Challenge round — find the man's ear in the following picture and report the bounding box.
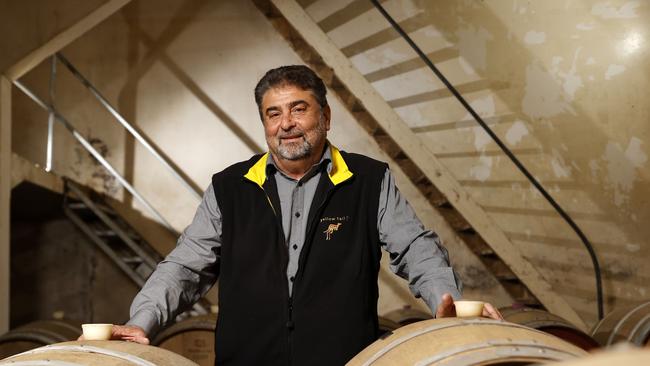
[322,105,331,131]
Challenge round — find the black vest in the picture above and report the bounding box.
[212,147,388,365]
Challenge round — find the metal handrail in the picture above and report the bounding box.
[370,0,603,319]
[45,56,56,172]
[13,79,175,232]
[55,53,202,201]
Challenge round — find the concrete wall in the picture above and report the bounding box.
[7,0,648,328]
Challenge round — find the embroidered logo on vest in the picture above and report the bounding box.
[323,223,342,240]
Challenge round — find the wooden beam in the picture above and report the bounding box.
[0,76,11,333]
[4,0,132,81]
[269,0,587,330]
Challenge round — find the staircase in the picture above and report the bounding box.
[62,178,210,316]
[253,0,589,329]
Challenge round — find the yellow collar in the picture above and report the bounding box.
[244,145,353,187]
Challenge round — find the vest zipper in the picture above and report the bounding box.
[287,296,294,366]
[259,185,294,366]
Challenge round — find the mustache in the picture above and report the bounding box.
[277,129,305,140]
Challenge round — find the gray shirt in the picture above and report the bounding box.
[128,150,462,336]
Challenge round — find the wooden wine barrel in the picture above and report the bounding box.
[591,301,650,347]
[347,317,588,366]
[0,340,198,365]
[152,314,404,364]
[384,307,432,326]
[153,314,216,366]
[500,306,600,350]
[0,319,81,359]
[545,347,650,366]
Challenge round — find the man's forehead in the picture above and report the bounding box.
[262,84,316,106]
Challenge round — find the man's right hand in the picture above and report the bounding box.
[78,325,150,345]
[112,325,150,344]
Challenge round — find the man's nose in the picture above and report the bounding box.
[280,112,296,130]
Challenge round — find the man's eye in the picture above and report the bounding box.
[268,113,280,119]
[292,107,306,113]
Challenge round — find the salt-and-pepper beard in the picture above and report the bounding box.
[270,114,327,161]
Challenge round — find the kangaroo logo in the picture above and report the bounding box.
[323,223,342,240]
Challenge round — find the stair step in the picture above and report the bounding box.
[95,229,117,237]
[341,12,429,57]
[67,200,115,216]
[364,47,459,83]
[121,256,144,264]
[94,228,140,241]
[318,0,379,33]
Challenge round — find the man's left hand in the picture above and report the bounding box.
[481,302,503,320]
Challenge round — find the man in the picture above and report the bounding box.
[111,65,502,365]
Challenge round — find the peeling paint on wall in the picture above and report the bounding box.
[576,22,596,31]
[605,64,626,80]
[522,62,576,118]
[603,137,648,206]
[550,148,572,178]
[592,1,641,19]
[353,46,411,73]
[505,120,529,146]
[456,24,493,73]
[470,155,493,181]
[556,48,584,99]
[423,26,442,38]
[524,30,546,45]
[464,95,496,151]
[457,97,496,180]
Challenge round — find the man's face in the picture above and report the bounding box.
[261,84,331,161]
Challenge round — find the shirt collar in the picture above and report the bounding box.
[244,142,352,187]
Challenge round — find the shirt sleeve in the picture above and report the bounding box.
[127,183,221,336]
[377,168,462,313]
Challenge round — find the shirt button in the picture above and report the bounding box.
[295,212,300,217]
[293,244,298,250]
[297,182,302,187]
